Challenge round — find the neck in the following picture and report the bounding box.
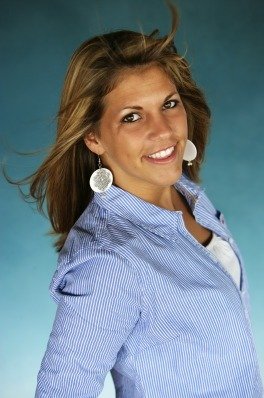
[147,186,182,211]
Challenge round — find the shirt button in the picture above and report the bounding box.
[219,213,225,223]
[209,253,216,262]
[244,310,250,322]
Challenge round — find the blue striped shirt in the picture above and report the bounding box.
[35,175,263,397]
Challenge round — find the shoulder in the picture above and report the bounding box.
[60,200,108,256]
[51,243,141,305]
[61,197,138,259]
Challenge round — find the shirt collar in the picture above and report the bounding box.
[92,174,203,237]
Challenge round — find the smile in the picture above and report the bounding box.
[147,146,175,159]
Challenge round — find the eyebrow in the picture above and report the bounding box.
[121,91,179,111]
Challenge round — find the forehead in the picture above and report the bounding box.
[104,65,176,109]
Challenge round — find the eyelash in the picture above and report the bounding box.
[121,99,179,124]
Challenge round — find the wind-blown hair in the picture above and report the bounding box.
[14,5,210,251]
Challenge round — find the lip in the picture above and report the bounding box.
[143,144,177,164]
[147,145,175,158]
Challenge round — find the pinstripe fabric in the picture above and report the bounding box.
[35,175,263,397]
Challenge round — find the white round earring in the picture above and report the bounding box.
[89,157,113,193]
[183,140,197,166]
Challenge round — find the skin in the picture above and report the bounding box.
[85,65,211,245]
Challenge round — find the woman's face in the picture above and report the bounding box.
[85,65,188,198]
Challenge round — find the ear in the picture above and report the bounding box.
[84,132,105,156]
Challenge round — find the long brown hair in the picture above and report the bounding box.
[10,5,210,251]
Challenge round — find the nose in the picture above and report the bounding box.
[147,113,172,141]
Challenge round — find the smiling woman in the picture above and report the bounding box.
[84,66,188,201]
[12,4,263,398]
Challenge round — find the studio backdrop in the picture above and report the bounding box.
[1,0,263,397]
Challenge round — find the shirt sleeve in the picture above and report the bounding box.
[35,250,141,398]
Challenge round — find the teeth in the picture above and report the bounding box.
[148,146,174,159]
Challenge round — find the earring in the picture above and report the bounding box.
[89,157,113,193]
[183,140,197,166]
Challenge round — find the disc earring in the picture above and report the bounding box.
[183,140,197,166]
[89,157,113,193]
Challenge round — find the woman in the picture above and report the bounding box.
[27,7,263,398]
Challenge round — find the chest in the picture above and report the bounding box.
[121,228,246,351]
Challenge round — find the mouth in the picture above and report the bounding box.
[147,145,175,159]
[144,145,177,164]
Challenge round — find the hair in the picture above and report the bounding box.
[10,4,210,251]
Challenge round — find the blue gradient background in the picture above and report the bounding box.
[1,1,263,396]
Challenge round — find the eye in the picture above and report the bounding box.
[163,99,179,110]
[122,113,141,123]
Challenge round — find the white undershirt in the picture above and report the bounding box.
[206,233,241,288]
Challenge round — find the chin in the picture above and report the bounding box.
[170,167,183,181]
[152,171,182,188]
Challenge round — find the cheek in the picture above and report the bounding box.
[104,138,135,163]
[117,134,143,152]
[168,109,187,129]
[182,110,188,128]
[178,115,188,137]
